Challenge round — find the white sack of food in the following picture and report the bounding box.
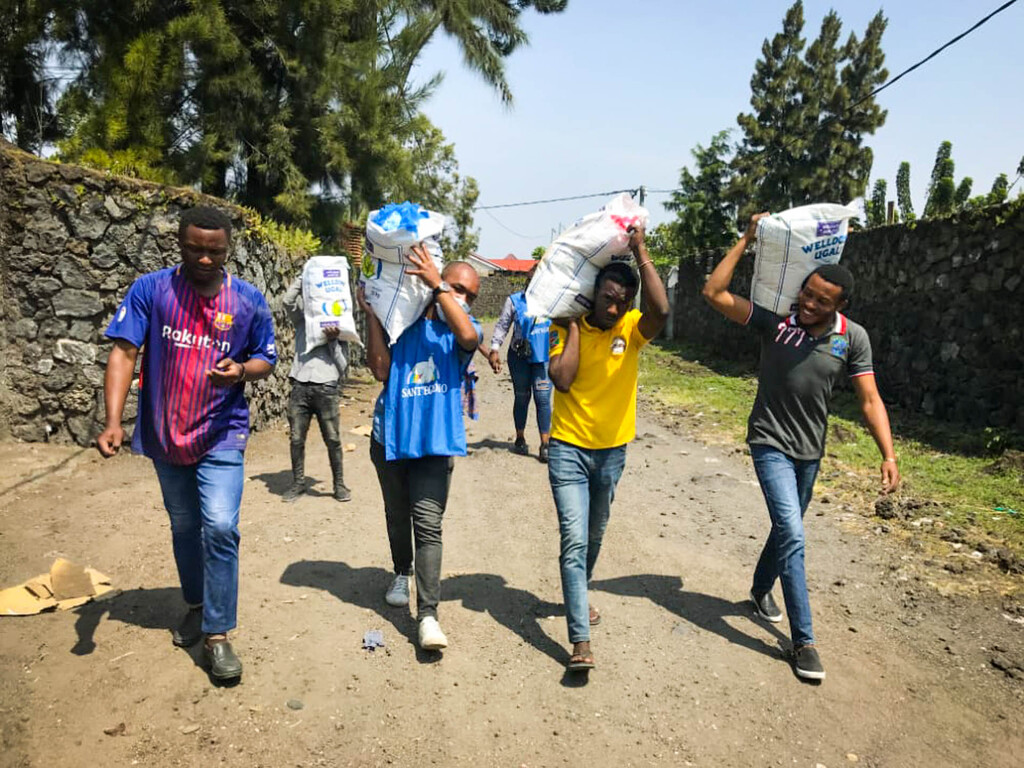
[525,193,649,318]
[360,249,444,345]
[364,202,446,264]
[302,256,361,353]
[751,202,860,314]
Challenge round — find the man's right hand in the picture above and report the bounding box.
[487,349,502,374]
[96,425,125,458]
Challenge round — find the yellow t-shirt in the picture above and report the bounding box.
[549,309,650,450]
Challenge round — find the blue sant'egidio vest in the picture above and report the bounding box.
[383,317,467,461]
[509,291,551,364]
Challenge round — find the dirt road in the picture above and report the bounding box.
[1,356,1022,767]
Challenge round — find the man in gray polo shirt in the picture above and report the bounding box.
[703,212,900,682]
[282,275,351,503]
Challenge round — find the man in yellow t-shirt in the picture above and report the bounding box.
[547,226,670,672]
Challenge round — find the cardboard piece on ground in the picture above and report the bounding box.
[0,560,116,616]
[349,425,372,437]
[51,558,96,600]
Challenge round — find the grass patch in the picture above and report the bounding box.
[640,341,1024,557]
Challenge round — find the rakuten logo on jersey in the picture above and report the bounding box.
[162,325,230,353]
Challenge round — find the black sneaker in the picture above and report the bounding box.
[512,438,529,456]
[750,589,783,623]
[333,485,352,503]
[282,482,306,503]
[538,444,549,464]
[204,639,243,681]
[793,644,826,681]
[172,606,203,647]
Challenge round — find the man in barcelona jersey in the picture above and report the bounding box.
[97,205,277,682]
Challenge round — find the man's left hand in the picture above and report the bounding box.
[208,357,244,387]
[324,326,341,341]
[880,460,900,493]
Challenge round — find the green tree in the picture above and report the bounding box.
[643,223,682,270]
[866,178,887,226]
[530,246,545,259]
[0,0,59,152]
[665,130,736,255]
[896,160,914,221]
[730,1,809,216]
[14,1,567,235]
[923,140,955,217]
[953,177,973,210]
[987,173,1009,205]
[730,2,888,217]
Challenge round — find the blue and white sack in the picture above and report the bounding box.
[361,203,447,344]
[302,256,361,353]
[752,202,861,314]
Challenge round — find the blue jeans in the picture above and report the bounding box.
[749,443,820,647]
[152,450,245,634]
[507,349,551,435]
[548,439,627,643]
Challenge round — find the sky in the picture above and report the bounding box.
[410,0,1024,259]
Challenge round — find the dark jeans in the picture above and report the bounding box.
[370,438,454,620]
[288,380,344,489]
[507,348,551,435]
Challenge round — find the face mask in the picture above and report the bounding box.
[436,296,470,327]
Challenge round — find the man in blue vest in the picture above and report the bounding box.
[358,246,482,651]
[486,285,553,462]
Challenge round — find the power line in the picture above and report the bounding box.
[479,208,546,240]
[475,188,635,211]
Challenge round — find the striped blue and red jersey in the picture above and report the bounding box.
[105,266,277,465]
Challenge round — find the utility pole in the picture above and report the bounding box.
[638,185,646,207]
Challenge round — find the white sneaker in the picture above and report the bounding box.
[418,616,448,650]
[385,574,410,607]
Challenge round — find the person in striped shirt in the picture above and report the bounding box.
[98,205,277,682]
[702,212,900,682]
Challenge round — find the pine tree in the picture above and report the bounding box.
[0,0,58,152]
[730,2,888,217]
[665,130,736,255]
[924,141,956,218]
[896,161,914,221]
[730,1,809,217]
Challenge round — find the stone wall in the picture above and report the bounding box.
[0,141,305,445]
[473,272,532,318]
[670,202,1024,431]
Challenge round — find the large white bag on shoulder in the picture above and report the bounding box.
[525,193,649,318]
[360,245,445,345]
[752,202,860,314]
[302,256,361,353]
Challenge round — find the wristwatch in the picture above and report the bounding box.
[432,281,452,298]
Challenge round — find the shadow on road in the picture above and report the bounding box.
[250,470,324,498]
[70,586,232,684]
[591,574,788,660]
[280,561,569,666]
[466,438,517,453]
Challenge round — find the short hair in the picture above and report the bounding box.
[804,264,854,303]
[595,262,639,297]
[179,205,233,242]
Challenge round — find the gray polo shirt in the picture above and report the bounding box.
[283,277,347,384]
[745,304,874,460]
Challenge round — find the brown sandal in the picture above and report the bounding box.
[589,606,601,626]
